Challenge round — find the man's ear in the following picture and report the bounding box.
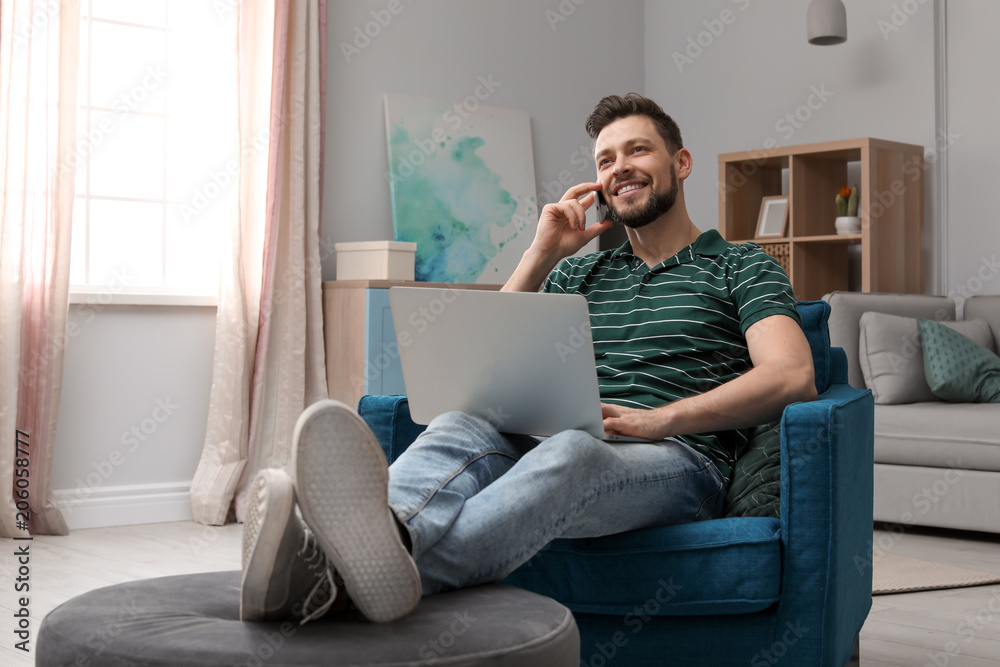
[674,148,693,180]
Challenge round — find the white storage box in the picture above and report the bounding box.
[335,241,417,281]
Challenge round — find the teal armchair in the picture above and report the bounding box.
[358,301,873,666]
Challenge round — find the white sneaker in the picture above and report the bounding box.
[292,399,421,623]
[240,468,338,624]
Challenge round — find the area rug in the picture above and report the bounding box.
[872,551,1000,595]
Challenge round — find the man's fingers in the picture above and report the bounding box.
[584,219,615,243]
[601,403,621,418]
[558,198,586,230]
[541,199,584,230]
[559,182,602,203]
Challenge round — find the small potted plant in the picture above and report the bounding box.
[835,184,860,235]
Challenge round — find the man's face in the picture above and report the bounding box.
[593,115,679,229]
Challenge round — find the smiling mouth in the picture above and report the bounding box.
[614,182,648,199]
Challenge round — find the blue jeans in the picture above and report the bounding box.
[387,411,726,596]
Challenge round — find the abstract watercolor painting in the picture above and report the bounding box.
[384,93,537,284]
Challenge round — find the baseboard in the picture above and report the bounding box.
[53,481,194,530]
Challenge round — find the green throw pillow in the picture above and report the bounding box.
[917,318,1000,403]
[723,420,781,518]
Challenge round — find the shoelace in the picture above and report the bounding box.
[298,529,339,626]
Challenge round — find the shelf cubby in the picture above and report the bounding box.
[719,138,924,300]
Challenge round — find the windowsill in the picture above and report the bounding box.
[68,288,218,307]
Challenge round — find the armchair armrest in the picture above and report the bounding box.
[357,394,425,463]
[829,347,849,386]
[775,383,874,666]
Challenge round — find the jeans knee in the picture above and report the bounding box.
[534,430,610,469]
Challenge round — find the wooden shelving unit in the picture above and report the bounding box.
[718,138,925,300]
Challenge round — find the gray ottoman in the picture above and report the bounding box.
[37,571,579,666]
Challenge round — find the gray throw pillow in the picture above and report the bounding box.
[858,312,995,404]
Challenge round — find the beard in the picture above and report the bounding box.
[608,166,679,229]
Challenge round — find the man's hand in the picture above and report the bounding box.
[533,183,615,260]
[502,183,615,292]
[601,403,670,441]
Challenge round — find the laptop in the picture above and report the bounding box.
[388,287,654,442]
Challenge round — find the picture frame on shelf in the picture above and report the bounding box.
[755,196,789,239]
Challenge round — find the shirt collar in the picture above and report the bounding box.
[610,229,732,265]
[690,229,731,258]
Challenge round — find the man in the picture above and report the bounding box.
[239,94,817,625]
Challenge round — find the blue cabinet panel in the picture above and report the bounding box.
[364,289,407,396]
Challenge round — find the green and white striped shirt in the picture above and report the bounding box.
[542,229,800,483]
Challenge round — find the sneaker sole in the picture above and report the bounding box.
[293,400,421,623]
[240,469,295,621]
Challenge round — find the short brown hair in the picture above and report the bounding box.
[585,93,683,155]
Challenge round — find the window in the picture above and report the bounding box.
[70,0,238,299]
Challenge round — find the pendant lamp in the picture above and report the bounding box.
[807,0,847,45]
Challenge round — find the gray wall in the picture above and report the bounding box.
[322,0,646,278]
[644,0,940,290]
[945,0,1000,299]
[51,304,215,527]
[52,305,214,490]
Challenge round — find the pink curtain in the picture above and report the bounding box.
[0,0,81,537]
[190,0,328,525]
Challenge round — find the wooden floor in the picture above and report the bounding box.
[862,524,1000,666]
[2,521,998,665]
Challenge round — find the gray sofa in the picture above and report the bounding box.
[824,291,1000,534]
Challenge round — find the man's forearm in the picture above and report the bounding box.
[656,362,817,437]
[502,247,561,292]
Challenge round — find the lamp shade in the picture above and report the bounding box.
[807,0,847,45]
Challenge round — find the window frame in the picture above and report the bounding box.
[70,0,231,306]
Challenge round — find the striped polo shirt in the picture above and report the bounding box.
[541,229,800,483]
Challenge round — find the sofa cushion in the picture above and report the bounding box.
[875,403,1000,472]
[502,517,782,616]
[824,291,955,390]
[919,318,1000,403]
[964,295,1000,347]
[857,312,995,404]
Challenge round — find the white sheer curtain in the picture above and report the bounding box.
[190,0,328,525]
[0,0,80,537]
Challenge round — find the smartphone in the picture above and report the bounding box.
[586,189,611,226]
